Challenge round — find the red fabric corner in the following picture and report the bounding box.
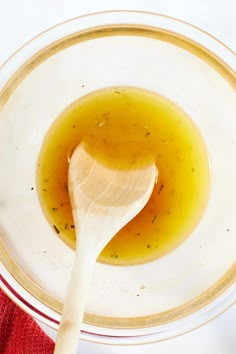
[0,290,55,354]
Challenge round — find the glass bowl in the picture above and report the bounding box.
[0,11,235,345]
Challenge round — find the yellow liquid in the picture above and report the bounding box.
[37,87,210,265]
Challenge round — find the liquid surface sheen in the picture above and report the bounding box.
[37,87,210,265]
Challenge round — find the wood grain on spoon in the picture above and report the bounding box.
[54,143,157,354]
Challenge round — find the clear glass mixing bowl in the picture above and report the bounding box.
[0,11,235,345]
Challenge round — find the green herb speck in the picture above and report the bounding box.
[158,184,164,194]
[53,225,60,234]
[102,112,110,117]
[152,215,157,224]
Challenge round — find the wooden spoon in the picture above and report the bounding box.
[54,144,157,354]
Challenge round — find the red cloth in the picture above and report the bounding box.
[0,290,55,354]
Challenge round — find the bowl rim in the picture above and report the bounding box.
[0,10,235,345]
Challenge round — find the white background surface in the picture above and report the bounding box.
[0,1,235,353]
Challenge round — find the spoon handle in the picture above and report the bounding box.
[54,250,96,354]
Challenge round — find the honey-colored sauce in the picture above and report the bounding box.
[37,87,210,265]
